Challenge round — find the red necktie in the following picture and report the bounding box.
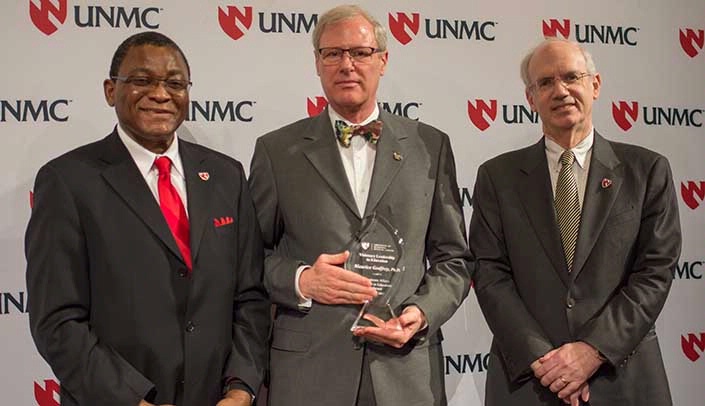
[154,156,192,271]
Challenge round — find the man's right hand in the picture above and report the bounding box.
[299,251,377,305]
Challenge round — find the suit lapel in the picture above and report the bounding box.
[180,141,210,263]
[100,131,184,264]
[302,110,360,218]
[518,138,571,287]
[571,132,622,278]
[364,111,405,217]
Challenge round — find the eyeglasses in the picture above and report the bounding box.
[317,47,384,65]
[111,75,192,92]
[529,72,592,93]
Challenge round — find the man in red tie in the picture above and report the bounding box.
[25,32,269,406]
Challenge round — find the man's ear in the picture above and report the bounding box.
[103,79,116,107]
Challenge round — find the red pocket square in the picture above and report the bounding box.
[214,216,234,227]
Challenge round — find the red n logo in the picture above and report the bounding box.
[681,181,705,210]
[611,101,639,131]
[218,6,253,41]
[679,28,704,58]
[307,96,328,117]
[681,332,705,362]
[467,99,497,132]
[542,19,570,39]
[29,0,67,36]
[388,12,420,45]
[34,379,60,406]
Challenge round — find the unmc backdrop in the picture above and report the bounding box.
[2,0,704,405]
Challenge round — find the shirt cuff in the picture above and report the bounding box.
[295,265,312,309]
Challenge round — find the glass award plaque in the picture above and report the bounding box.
[346,213,405,330]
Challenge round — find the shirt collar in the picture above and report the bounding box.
[116,124,184,179]
[544,128,594,170]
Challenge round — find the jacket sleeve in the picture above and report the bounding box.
[404,132,474,339]
[248,138,307,311]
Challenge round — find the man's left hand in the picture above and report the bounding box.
[216,389,253,406]
[534,341,604,401]
[352,306,426,348]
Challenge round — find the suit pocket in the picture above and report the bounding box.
[271,326,311,353]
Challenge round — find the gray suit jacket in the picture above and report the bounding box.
[249,109,472,406]
[469,132,681,405]
[26,131,270,406]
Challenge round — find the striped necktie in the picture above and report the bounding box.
[554,150,581,271]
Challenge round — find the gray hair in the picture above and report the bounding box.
[520,38,597,88]
[312,5,387,51]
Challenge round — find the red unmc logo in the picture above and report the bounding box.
[29,0,68,36]
[679,28,704,58]
[467,99,497,131]
[611,101,639,131]
[542,19,570,39]
[218,6,253,41]
[307,96,327,117]
[388,12,420,45]
[681,332,705,362]
[681,181,705,210]
[34,379,60,406]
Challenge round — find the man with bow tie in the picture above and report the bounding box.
[469,39,681,406]
[248,5,472,406]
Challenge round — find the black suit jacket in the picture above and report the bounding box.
[469,132,681,405]
[25,130,269,406]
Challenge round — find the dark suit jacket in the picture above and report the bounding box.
[469,132,681,405]
[25,130,270,406]
[248,109,472,406]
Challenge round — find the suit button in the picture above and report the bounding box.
[178,268,187,277]
[566,297,575,309]
[186,321,195,332]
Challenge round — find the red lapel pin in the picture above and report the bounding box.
[601,178,612,189]
[198,172,210,181]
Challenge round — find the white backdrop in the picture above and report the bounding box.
[2,1,704,405]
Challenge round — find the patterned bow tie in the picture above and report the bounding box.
[335,119,383,148]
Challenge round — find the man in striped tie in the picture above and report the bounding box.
[469,38,681,406]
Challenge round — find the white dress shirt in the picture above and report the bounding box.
[117,124,188,214]
[545,129,594,208]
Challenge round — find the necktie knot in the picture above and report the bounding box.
[335,119,383,148]
[155,156,172,177]
[559,150,575,166]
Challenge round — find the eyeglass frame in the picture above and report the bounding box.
[110,75,192,92]
[528,71,593,93]
[317,47,385,66]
